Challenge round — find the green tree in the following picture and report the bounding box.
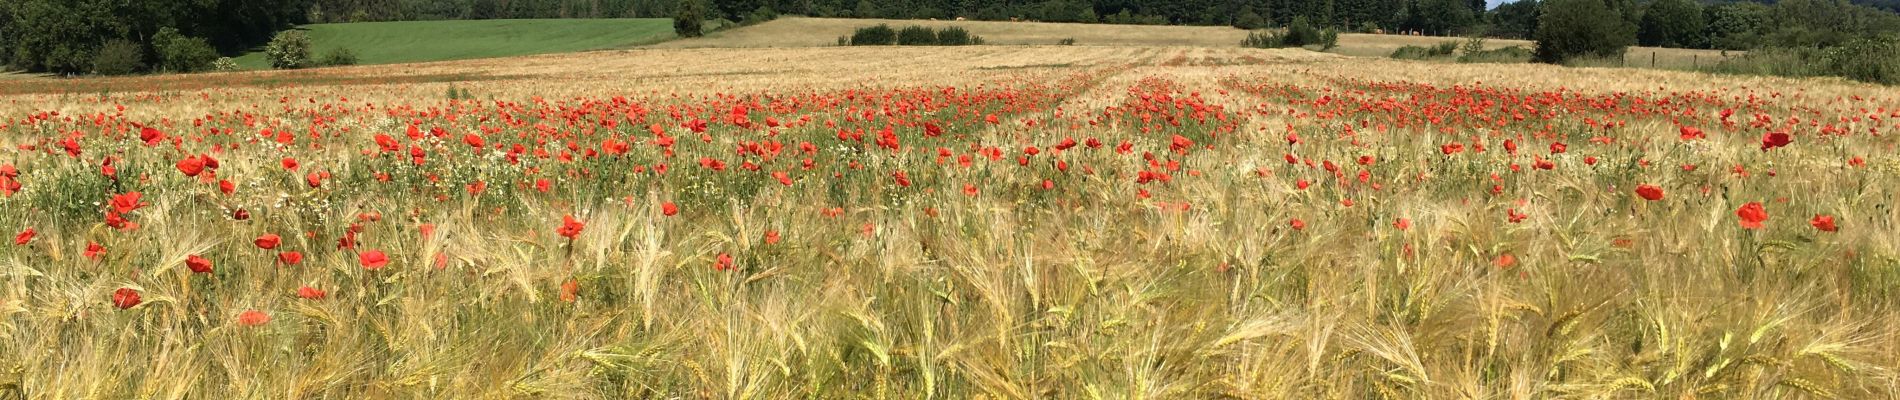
[1705,2,1772,50]
[1637,0,1704,48]
[265,30,312,69]
[153,27,220,73]
[674,1,706,37]
[1490,0,1539,39]
[1235,8,1268,29]
[1534,0,1636,63]
[91,39,143,75]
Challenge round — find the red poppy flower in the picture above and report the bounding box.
[713,253,734,271]
[186,254,214,274]
[12,228,32,245]
[764,229,781,244]
[1810,214,1837,232]
[1634,184,1664,201]
[176,156,206,177]
[359,250,389,270]
[560,279,580,302]
[661,202,679,216]
[1289,218,1306,231]
[1760,132,1791,151]
[255,233,281,250]
[1493,253,1517,269]
[1679,126,1704,140]
[892,170,912,187]
[84,242,106,260]
[109,192,146,214]
[112,287,141,309]
[1736,202,1768,229]
[297,286,327,300]
[463,133,485,149]
[279,251,304,265]
[1394,218,1411,230]
[139,126,164,145]
[557,215,585,239]
[236,310,271,326]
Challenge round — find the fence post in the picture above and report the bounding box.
[1651,51,1656,68]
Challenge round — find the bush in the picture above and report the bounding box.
[1534,0,1635,64]
[320,47,359,66]
[265,30,313,69]
[674,3,706,38]
[897,26,937,45]
[211,57,240,72]
[1459,36,1486,57]
[1242,30,1285,48]
[1316,27,1339,50]
[743,6,778,25]
[850,24,897,46]
[937,27,975,45]
[1281,16,1323,47]
[1824,37,1900,85]
[1390,41,1460,59]
[1458,46,1534,63]
[1243,17,1337,50]
[153,27,219,73]
[91,39,145,75]
[1057,38,1076,45]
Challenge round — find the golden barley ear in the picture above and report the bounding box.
[1776,377,1836,399]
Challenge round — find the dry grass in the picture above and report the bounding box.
[658,17,1738,69]
[1,45,1897,399]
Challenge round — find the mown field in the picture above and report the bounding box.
[230,18,675,69]
[1,44,1898,399]
[659,17,1736,69]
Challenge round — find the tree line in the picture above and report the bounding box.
[3,0,1898,75]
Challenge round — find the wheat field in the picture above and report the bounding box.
[1,45,1898,399]
[656,17,1736,69]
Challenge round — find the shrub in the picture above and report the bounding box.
[320,47,359,66]
[153,27,219,73]
[91,39,145,75]
[1057,38,1076,45]
[265,30,313,69]
[937,27,975,45]
[1390,41,1461,59]
[897,26,937,45]
[1242,30,1285,48]
[1243,17,1336,50]
[850,24,897,46]
[1534,0,1636,64]
[211,57,240,72]
[1458,46,1534,63]
[1460,36,1486,57]
[1823,37,1900,85]
[743,6,778,25]
[1281,16,1323,47]
[674,3,706,38]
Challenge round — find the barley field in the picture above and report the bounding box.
[658,17,1736,69]
[2,45,1898,399]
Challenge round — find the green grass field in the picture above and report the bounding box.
[232,18,674,69]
